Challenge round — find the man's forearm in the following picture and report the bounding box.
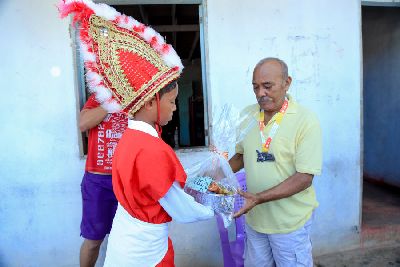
[229,153,244,173]
[256,172,313,204]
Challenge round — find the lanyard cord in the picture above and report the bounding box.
[259,98,289,153]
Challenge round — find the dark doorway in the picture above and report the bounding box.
[112,4,206,149]
[362,5,400,244]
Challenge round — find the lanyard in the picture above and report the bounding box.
[259,98,289,153]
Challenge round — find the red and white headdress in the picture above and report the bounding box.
[57,0,183,115]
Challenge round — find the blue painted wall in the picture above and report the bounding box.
[363,6,400,187]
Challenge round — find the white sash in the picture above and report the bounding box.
[104,205,169,267]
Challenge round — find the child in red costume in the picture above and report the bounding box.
[105,81,213,267]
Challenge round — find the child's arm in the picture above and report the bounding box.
[159,182,214,223]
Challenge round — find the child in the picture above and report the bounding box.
[104,80,214,267]
[57,1,213,266]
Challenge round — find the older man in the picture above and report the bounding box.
[229,57,322,267]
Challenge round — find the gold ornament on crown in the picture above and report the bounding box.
[88,15,180,115]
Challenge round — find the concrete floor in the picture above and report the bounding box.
[315,180,400,267]
[314,243,400,267]
[361,182,400,257]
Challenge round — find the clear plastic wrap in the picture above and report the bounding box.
[184,105,256,227]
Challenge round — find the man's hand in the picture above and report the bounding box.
[233,172,313,219]
[233,189,260,218]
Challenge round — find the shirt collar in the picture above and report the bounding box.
[128,119,159,138]
[252,94,297,120]
[286,94,297,114]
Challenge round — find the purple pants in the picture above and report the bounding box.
[80,172,118,240]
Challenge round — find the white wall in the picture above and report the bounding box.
[0,0,85,266]
[0,0,362,266]
[205,0,362,255]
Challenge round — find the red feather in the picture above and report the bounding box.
[56,0,94,26]
[84,62,97,72]
[161,44,170,54]
[133,24,145,33]
[150,36,158,47]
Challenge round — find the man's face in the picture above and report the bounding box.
[159,84,178,126]
[252,61,291,113]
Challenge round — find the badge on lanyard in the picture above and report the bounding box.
[256,150,275,162]
[257,98,288,163]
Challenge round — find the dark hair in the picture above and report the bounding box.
[158,80,178,98]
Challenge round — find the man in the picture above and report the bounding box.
[78,96,127,267]
[229,57,322,267]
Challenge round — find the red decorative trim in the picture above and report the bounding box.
[161,44,170,54]
[133,24,145,33]
[123,69,179,113]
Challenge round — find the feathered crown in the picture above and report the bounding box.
[57,0,183,115]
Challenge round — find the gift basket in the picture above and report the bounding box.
[184,105,256,227]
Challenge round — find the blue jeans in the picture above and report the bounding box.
[244,215,313,267]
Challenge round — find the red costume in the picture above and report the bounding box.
[112,128,187,266]
[113,129,186,224]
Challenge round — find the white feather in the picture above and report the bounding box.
[117,16,133,30]
[92,2,119,21]
[126,18,135,29]
[102,100,121,113]
[93,85,112,103]
[151,33,166,52]
[142,27,157,42]
[162,50,184,71]
[86,72,102,87]
[131,17,142,27]
[79,42,96,62]
[87,84,95,94]
[155,32,165,45]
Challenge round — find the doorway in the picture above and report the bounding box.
[111,4,208,149]
[362,4,400,245]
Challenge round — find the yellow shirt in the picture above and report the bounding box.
[236,95,322,234]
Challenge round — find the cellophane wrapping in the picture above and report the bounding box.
[184,105,256,227]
